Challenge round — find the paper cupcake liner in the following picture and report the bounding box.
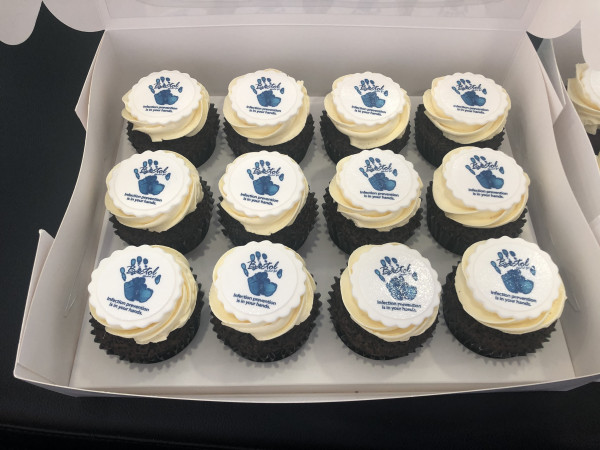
[414,104,505,167]
[217,191,318,251]
[442,266,556,359]
[223,114,314,164]
[126,104,220,167]
[90,281,204,364]
[426,182,526,255]
[328,274,437,360]
[322,188,422,255]
[588,131,600,155]
[320,111,411,164]
[110,178,214,255]
[210,293,321,363]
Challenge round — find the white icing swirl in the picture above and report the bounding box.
[567,63,600,135]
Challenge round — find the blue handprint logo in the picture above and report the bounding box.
[465,155,504,189]
[490,249,536,295]
[374,256,418,301]
[354,79,388,108]
[359,157,397,191]
[148,76,183,106]
[246,160,284,196]
[120,256,162,303]
[250,77,284,107]
[452,78,487,107]
[241,251,283,297]
[134,159,171,195]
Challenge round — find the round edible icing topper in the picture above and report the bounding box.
[88,245,183,330]
[214,241,307,323]
[350,243,441,328]
[229,69,303,126]
[443,147,526,212]
[464,237,561,320]
[126,70,202,125]
[332,72,406,126]
[581,66,600,109]
[221,151,304,217]
[108,150,191,218]
[431,72,509,126]
[338,149,420,213]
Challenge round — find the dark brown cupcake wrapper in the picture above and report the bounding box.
[223,114,314,164]
[323,188,422,254]
[217,191,318,251]
[414,104,505,168]
[426,182,526,255]
[328,274,437,360]
[442,266,556,359]
[110,178,214,255]
[90,282,204,364]
[210,293,321,363]
[588,131,600,155]
[126,104,220,167]
[320,110,410,164]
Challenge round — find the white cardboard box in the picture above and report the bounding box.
[12,0,600,402]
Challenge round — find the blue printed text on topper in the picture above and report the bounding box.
[148,76,183,106]
[374,256,419,301]
[359,156,398,192]
[452,78,487,107]
[490,249,536,295]
[246,159,284,196]
[354,78,388,108]
[250,76,284,107]
[465,154,505,190]
[134,158,171,196]
[241,251,283,297]
[120,255,162,303]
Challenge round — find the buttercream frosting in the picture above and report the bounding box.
[567,63,600,135]
[88,245,198,344]
[219,151,308,235]
[455,238,566,334]
[106,150,203,232]
[432,147,529,228]
[423,73,511,144]
[340,244,440,342]
[209,241,315,341]
[329,149,422,231]
[223,69,310,146]
[122,70,210,142]
[324,72,411,149]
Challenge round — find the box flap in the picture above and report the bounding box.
[0,0,41,45]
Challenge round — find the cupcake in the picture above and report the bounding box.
[122,70,219,167]
[87,245,203,364]
[223,69,314,163]
[323,148,422,255]
[442,237,567,358]
[217,151,317,251]
[105,150,213,255]
[329,243,440,360]
[427,146,529,255]
[567,63,600,156]
[321,72,411,163]
[209,241,320,362]
[415,72,511,167]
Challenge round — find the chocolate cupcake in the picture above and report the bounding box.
[567,63,600,155]
[415,72,510,167]
[122,70,219,167]
[321,72,411,163]
[329,243,440,360]
[209,241,320,362]
[217,151,317,251]
[427,146,529,255]
[323,148,422,254]
[105,150,213,255]
[223,69,314,163]
[88,245,203,364]
[442,237,567,358]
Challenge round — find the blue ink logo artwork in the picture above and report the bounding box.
[465,155,504,189]
[120,256,161,303]
[354,78,388,108]
[452,78,487,107]
[250,77,284,107]
[374,256,418,301]
[240,251,283,297]
[490,249,536,295]
[359,157,397,191]
[246,160,284,196]
[148,76,183,106]
[134,159,171,195]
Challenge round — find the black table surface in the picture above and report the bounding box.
[2,5,600,449]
